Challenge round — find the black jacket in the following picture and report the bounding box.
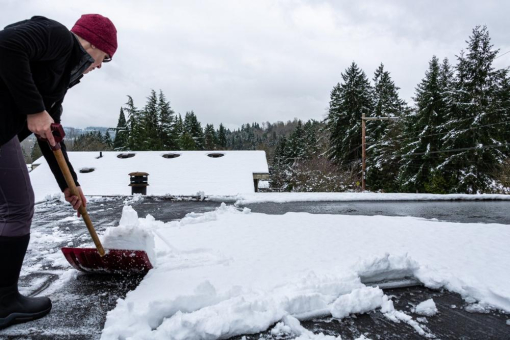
[0,16,94,191]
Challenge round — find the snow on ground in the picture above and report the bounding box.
[98,203,510,340]
[30,151,268,202]
[209,192,510,205]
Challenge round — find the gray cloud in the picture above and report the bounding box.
[1,0,509,130]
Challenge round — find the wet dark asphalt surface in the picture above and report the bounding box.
[245,200,510,225]
[1,197,509,340]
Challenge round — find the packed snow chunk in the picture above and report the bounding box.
[270,322,292,337]
[355,253,419,284]
[465,303,490,314]
[413,299,438,316]
[119,205,140,227]
[506,319,510,326]
[330,286,385,319]
[282,315,342,340]
[101,205,156,264]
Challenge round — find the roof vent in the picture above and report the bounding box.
[79,167,95,173]
[162,153,181,159]
[117,153,136,159]
[207,153,225,158]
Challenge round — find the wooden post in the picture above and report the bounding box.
[362,113,366,192]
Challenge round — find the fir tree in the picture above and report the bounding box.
[399,56,449,192]
[174,114,184,139]
[113,108,128,150]
[217,124,228,149]
[183,111,204,149]
[325,62,374,166]
[440,26,508,193]
[125,96,143,150]
[180,132,197,150]
[303,120,321,159]
[103,130,113,148]
[143,90,161,150]
[204,124,217,150]
[365,64,408,192]
[270,136,289,190]
[286,120,306,162]
[158,90,178,150]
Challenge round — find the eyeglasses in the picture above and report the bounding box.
[103,54,112,63]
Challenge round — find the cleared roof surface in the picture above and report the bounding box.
[30,151,269,202]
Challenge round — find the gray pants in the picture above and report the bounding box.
[0,136,34,237]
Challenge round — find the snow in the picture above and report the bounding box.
[209,192,510,205]
[465,303,490,314]
[29,151,269,202]
[101,205,157,265]
[413,299,438,316]
[99,204,510,340]
[330,286,385,319]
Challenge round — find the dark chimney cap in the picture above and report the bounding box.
[128,172,149,176]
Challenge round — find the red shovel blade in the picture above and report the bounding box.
[61,247,153,274]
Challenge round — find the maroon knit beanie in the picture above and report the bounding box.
[71,14,118,58]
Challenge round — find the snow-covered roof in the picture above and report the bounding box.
[30,151,269,202]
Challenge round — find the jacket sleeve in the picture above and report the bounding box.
[0,18,73,116]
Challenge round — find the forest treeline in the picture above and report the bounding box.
[30,26,509,194]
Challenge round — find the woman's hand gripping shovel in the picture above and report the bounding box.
[40,124,153,274]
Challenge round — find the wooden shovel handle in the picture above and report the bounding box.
[53,149,105,256]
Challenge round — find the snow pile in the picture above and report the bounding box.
[355,253,419,283]
[100,205,156,264]
[330,286,384,318]
[413,299,438,316]
[100,205,510,340]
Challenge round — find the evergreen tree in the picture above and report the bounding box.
[325,62,374,166]
[217,124,228,149]
[183,111,204,149]
[399,56,446,192]
[366,64,408,192]
[204,124,217,150]
[180,132,197,150]
[125,96,144,150]
[440,26,508,193]
[369,64,405,139]
[286,120,306,162]
[143,89,161,150]
[104,130,113,148]
[113,108,128,150]
[174,114,184,140]
[498,72,510,146]
[303,120,321,159]
[270,136,289,190]
[158,90,178,150]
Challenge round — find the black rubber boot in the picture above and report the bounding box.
[0,235,52,330]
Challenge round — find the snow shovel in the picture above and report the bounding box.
[42,124,153,274]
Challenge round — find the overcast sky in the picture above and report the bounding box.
[2,0,509,130]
